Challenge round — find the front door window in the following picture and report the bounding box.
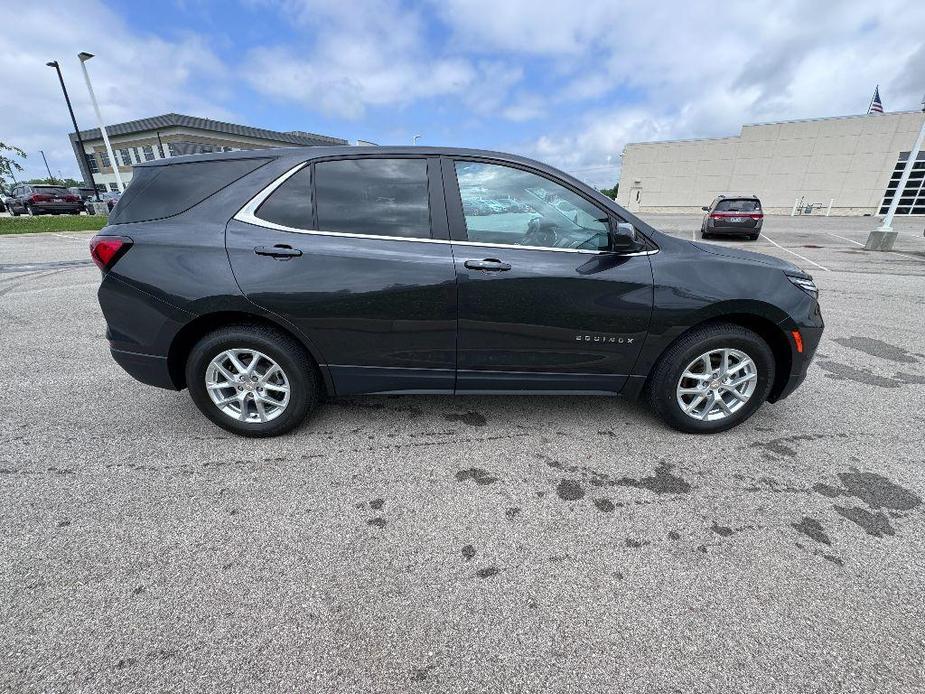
[454,161,610,251]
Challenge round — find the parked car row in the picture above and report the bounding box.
[1,185,122,216]
[4,184,83,216]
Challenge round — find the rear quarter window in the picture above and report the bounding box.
[109,157,270,224]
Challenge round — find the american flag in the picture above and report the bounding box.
[868,86,884,114]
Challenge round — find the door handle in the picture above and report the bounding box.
[464,258,511,272]
[255,244,302,259]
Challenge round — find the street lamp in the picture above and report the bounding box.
[412,134,422,145]
[77,51,125,193]
[45,60,100,201]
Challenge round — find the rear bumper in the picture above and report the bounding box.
[31,203,83,214]
[706,221,762,234]
[110,348,178,390]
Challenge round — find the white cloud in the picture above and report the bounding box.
[241,0,525,120]
[0,0,232,182]
[5,0,924,191]
[435,0,925,186]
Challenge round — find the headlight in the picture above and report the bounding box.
[787,274,818,300]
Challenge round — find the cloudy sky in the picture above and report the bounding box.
[2,0,924,187]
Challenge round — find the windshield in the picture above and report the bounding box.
[33,186,70,196]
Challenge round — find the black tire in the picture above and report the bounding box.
[748,234,760,241]
[701,232,711,240]
[646,322,775,434]
[185,324,322,437]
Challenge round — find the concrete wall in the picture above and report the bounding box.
[617,111,925,215]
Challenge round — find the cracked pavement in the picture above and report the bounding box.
[1,215,924,693]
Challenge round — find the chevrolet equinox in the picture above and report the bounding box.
[91,147,823,437]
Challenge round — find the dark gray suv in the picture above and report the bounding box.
[90,147,822,437]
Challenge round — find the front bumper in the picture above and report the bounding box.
[770,300,823,402]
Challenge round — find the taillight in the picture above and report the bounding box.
[31,194,52,203]
[89,235,132,271]
[64,195,78,202]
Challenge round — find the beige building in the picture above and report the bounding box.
[617,110,925,216]
[70,113,346,192]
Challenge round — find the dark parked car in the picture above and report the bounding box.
[91,147,822,437]
[701,196,763,240]
[68,186,99,211]
[6,184,82,216]
[100,191,122,211]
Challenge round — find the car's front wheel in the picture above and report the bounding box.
[646,322,775,434]
[185,324,322,437]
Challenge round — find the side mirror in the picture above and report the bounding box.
[610,221,643,252]
[701,206,709,211]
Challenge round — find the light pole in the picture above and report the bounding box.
[46,60,100,201]
[412,134,422,145]
[77,51,125,193]
[866,93,925,250]
[40,150,55,182]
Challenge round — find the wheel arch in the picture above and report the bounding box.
[167,310,333,395]
[641,311,793,403]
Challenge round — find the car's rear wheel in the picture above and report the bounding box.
[748,234,760,241]
[646,322,775,434]
[185,324,321,437]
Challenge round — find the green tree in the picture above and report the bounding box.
[0,142,27,190]
[26,177,83,188]
[598,182,619,199]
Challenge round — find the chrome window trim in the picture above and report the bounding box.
[233,161,658,258]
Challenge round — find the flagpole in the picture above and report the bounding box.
[865,92,925,250]
[866,85,877,114]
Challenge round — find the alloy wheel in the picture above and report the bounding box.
[676,348,758,421]
[205,348,290,423]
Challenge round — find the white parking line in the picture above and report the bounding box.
[52,233,91,242]
[827,232,925,262]
[760,232,830,272]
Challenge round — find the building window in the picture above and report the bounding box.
[99,150,111,168]
[96,184,106,192]
[119,148,133,167]
[85,153,99,174]
[168,143,181,157]
[879,151,925,215]
[142,145,155,161]
[109,183,119,192]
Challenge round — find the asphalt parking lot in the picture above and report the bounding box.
[2,216,925,693]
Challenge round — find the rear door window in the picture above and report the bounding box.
[314,158,431,239]
[109,157,270,224]
[715,199,760,212]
